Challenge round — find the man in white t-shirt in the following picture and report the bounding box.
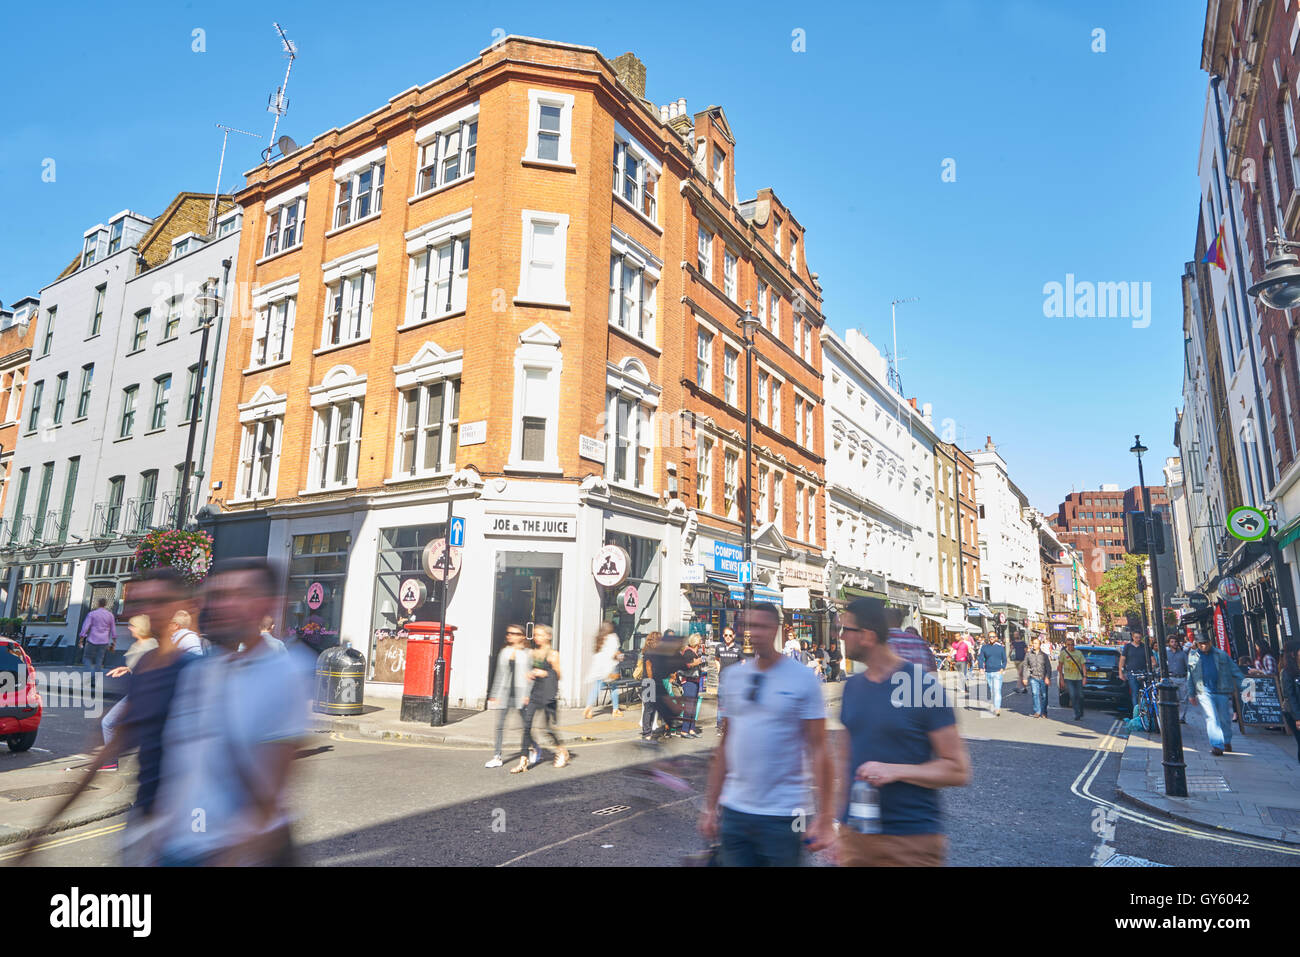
[699,602,833,866]
[156,558,310,866]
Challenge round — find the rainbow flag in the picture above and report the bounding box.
[1201,223,1227,271]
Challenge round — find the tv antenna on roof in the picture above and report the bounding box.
[263,22,298,164]
[210,124,261,233]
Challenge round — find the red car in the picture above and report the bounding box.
[0,637,41,752]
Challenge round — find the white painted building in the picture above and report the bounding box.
[821,328,940,622]
[2,196,241,650]
[969,437,1041,633]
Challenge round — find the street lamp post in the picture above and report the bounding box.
[738,303,760,656]
[1131,434,1188,798]
[180,278,221,530]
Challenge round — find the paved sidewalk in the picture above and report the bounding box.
[1115,701,1300,844]
[0,754,134,848]
[319,678,847,747]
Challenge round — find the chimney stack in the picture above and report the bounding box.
[611,52,647,101]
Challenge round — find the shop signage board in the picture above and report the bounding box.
[592,545,631,587]
[1220,577,1240,599]
[422,540,463,581]
[1227,506,1269,542]
[459,421,487,446]
[1214,605,1228,653]
[779,559,822,589]
[306,581,325,610]
[578,434,606,462]
[398,578,427,612]
[1237,675,1286,732]
[783,586,811,610]
[738,561,754,584]
[699,540,744,575]
[620,585,640,614]
[681,564,706,584]
[484,512,577,539]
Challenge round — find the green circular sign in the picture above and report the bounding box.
[1227,506,1269,542]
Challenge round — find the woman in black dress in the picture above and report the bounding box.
[512,624,570,772]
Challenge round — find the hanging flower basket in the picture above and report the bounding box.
[134,529,214,586]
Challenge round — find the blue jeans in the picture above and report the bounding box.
[985,672,1003,711]
[585,678,619,711]
[1127,674,1142,711]
[1029,677,1047,716]
[1064,678,1084,719]
[719,806,804,867]
[101,695,127,748]
[1198,691,1235,750]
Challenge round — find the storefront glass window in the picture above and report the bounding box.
[601,531,660,652]
[14,562,74,623]
[286,531,351,651]
[368,523,447,680]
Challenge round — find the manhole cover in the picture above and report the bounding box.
[1263,805,1300,826]
[1100,854,1168,867]
[592,805,631,816]
[0,782,97,801]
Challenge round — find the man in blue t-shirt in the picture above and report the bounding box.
[836,596,970,867]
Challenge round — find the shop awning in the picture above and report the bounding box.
[1279,517,1300,551]
[923,613,979,633]
[728,584,784,603]
[842,585,887,600]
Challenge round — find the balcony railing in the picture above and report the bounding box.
[91,501,124,539]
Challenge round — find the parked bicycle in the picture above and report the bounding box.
[1130,670,1160,733]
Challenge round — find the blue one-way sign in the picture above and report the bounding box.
[738,561,753,584]
[449,516,466,547]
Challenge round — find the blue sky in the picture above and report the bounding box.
[0,0,1203,511]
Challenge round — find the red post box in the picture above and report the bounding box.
[400,622,456,723]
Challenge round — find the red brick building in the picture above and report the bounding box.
[1054,485,1169,590]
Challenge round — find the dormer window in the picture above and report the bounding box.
[107,220,124,255]
[712,147,726,194]
[82,232,104,268]
[612,126,660,222]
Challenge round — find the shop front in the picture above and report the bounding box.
[781,557,828,648]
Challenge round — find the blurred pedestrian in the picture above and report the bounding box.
[825,636,842,682]
[78,597,117,693]
[258,616,288,654]
[715,626,743,731]
[583,622,625,720]
[169,609,204,657]
[99,614,158,763]
[1280,639,1300,764]
[677,635,707,737]
[514,624,569,771]
[17,568,198,866]
[836,596,969,866]
[699,602,834,866]
[638,630,662,740]
[1166,636,1189,723]
[154,558,311,865]
[486,624,530,768]
[1254,643,1277,675]
[1189,634,1249,756]
[885,607,937,672]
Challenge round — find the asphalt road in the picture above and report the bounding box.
[5,681,1299,867]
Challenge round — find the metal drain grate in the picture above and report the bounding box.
[592,805,631,816]
[1152,773,1229,794]
[1263,805,1300,826]
[0,782,97,801]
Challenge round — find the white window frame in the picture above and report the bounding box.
[770,374,782,428]
[332,147,386,230]
[395,378,461,479]
[414,103,479,196]
[605,359,659,494]
[712,147,726,194]
[321,247,379,349]
[790,233,799,271]
[756,279,768,328]
[773,470,784,524]
[696,328,713,391]
[723,448,739,519]
[696,436,713,513]
[307,368,366,492]
[262,185,308,259]
[757,369,769,424]
[773,214,782,255]
[723,347,738,406]
[517,210,569,306]
[608,227,661,343]
[723,249,738,301]
[506,324,563,473]
[523,90,575,166]
[697,226,713,279]
[250,276,299,368]
[770,292,780,338]
[758,463,769,522]
[612,123,662,223]
[795,480,805,539]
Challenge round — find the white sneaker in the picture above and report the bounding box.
[484,755,503,768]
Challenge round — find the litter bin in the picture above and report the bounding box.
[400,622,456,722]
[315,642,366,715]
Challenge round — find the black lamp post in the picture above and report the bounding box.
[179,279,221,529]
[1131,434,1187,797]
[738,303,760,657]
